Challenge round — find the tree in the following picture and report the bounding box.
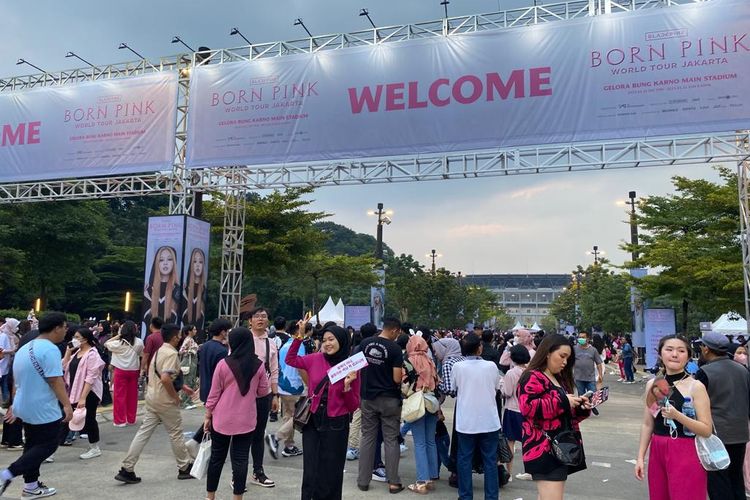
[315,221,394,259]
[625,167,743,332]
[4,201,111,310]
[540,314,559,333]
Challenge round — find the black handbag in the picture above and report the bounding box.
[293,376,329,432]
[544,414,583,466]
[497,432,514,463]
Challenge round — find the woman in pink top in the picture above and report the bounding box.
[286,322,360,500]
[62,327,105,460]
[204,328,269,500]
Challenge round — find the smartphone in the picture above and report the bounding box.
[581,390,594,400]
[591,387,610,407]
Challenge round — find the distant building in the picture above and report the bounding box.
[463,274,571,327]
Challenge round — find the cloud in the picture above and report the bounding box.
[508,180,577,200]
[449,223,518,237]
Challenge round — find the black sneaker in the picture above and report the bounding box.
[250,470,275,488]
[448,472,458,488]
[265,433,278,460]
[281,445,303,457]
[114,468,141,484]
[177,464,195,480]
[269,411,278,422]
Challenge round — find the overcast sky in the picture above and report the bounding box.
[0,0,724,274]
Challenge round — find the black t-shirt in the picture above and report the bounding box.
[357,336,404,401]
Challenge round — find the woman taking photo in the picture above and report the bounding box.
[62,327,106,459]
[403,334,439,494]
[204,328,269,500]
[518,334,591,500]
[634,334,712,500]
[104,320,144,427]
[286,321,360,500]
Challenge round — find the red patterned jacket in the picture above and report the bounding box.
[517,369,590,475]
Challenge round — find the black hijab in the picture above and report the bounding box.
[322,325,351,366]
[225,328,262,396]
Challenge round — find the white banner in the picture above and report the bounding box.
[644,308,676,369]
[0,73,178,182]
[186,0,750,167]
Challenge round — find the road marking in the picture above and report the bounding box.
[591,461,611,468]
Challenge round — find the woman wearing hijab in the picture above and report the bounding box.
[286,320,361,500]
[204,328,269,500]
[403,335,440,494]
[0,319,19,404]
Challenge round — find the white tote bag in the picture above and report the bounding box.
[190,433,212,479]
[401,390,426,423]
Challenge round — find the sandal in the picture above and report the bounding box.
[407,482,428,494]
[389,483,405,494]
[425,480,435,490]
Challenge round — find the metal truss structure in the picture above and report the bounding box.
[2,0,749,325]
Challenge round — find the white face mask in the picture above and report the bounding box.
[71,338,81,349]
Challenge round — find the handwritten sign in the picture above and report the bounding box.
[327,351,368,384]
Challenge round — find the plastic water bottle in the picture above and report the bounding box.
[682,397,696,437]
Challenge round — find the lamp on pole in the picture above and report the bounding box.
[171,36,195,52]
[427,249,442,274]
[118,43,146,60]
[587,245,604,265]
[65,51,96,68]
[16,59,48,73]
[368,203,392,261]
[627,190,639,261]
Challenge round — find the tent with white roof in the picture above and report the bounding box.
[511,321,525,331]
[529,322,541,332]
[711,312,747,335]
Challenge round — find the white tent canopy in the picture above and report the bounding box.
[711,312,747,335]
[529,322,541,332]
[511,321,525,331]
[315,296,345,326]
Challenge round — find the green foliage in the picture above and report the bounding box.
[624,167,743,332]
[316,221,394,259]
[551,262,632,333]
[540,314,559,333]
[0,310,80,324]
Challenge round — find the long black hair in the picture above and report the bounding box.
[119,320,138,346]
[520,333,575,391]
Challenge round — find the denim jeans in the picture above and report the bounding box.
[575,380,597,397]
[457,430,499,500]
[623,357,634,381]
[411,412,438,481]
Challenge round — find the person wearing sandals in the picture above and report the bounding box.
[403,334,439,494]
[500,344,531,480]
[204,328,269,500]
[286,320,360,500]
[61,327,106,460]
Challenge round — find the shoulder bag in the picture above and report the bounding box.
[544,413,583,467]
[695,427,730,471]
[293,376,329,432]
[153,351,184,392]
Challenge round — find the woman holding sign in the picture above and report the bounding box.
[286,320,360,500]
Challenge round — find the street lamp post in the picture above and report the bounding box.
[591,245,601,264]
[370,202,392,261]
[628,190,639,261]
[428,249,442,274]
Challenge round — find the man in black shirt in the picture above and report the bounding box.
[356,317,404,493]
[480,330,500,369]
[184,318,230,457]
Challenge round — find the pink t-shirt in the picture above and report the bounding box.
[205,360,270,435]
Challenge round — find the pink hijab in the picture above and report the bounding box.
[406,335,437,392]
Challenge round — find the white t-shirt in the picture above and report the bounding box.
[452,357,502,434]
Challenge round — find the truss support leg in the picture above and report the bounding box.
[169,57,194,216]
[219,170,247,326]
[738,132,750,332]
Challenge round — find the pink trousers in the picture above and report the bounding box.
[648,434,707,500]
[112,368,139,425]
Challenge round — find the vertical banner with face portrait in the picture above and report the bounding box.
[371,269,386,330]
[182,216,211,334]
[142,216,186,337]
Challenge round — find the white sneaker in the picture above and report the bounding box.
[515,473,532,481]
[44,455,54,463]
[21,481,56,498]
[185,439,199,459]
[79,446,101,460]
[113,423,127,428]
[399,443,408,456]
[346,447,359,461]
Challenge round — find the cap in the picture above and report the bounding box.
[698,331,730,353]
[69,407,87,431]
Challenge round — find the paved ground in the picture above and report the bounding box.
[0,367,653,499]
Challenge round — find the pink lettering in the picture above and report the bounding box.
[606,49,626,65]
[385,83,405,111]
[486,70,524,100]
[734,33,749,52]
[529,67,552,97]
[428,79,450,107]
[211,93,220,106]
[27,121,41,144]
[681,40,692,58]
[348,85,383,113]
[591,51,602,68]
[407,81,428,109]
[0,121,41,147]
[452,75,482,104]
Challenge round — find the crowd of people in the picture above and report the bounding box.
[0,311,747,499]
